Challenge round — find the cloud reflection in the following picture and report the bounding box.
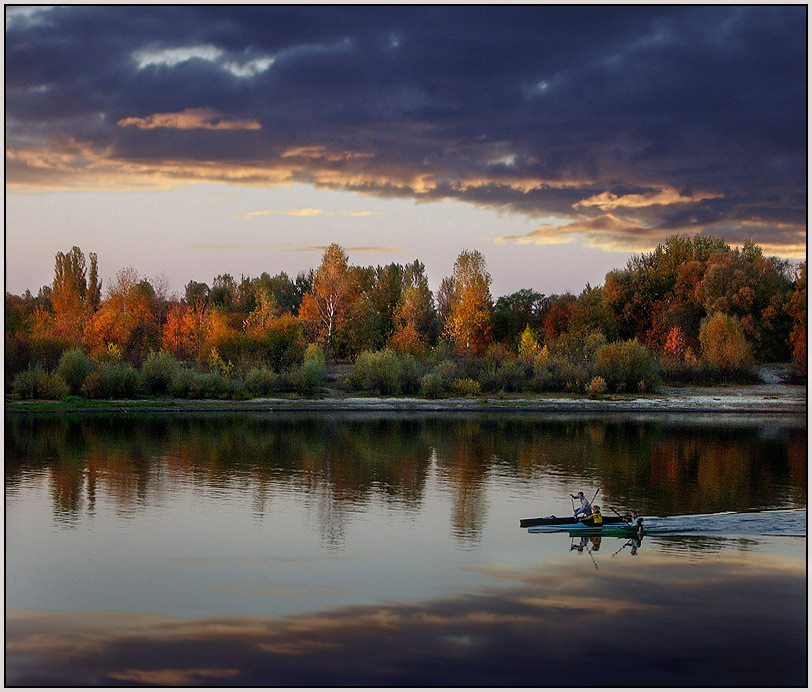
[6,554,806,687]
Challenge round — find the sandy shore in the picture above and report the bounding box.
[6,382,806,416]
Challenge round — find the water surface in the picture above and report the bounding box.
[5,412,807,686]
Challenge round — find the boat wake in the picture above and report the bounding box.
[636,508,806,537]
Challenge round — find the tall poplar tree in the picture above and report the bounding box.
[445,249,493,355]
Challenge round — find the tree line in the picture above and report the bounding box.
[5,235,806,400]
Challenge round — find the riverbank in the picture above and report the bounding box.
[4,381,806,416]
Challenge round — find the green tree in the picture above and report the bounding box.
[492,289,547,346]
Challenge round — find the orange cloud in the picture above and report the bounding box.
[117,108,261,131]
[574,187,723,211]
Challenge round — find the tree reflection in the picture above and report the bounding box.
[5,413,806,543]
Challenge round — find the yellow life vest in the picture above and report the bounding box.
[584,511,603,525]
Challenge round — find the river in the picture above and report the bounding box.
[5,411,807,686]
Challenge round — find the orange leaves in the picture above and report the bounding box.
[699,312,754,371]
[85,286,155,358]
[445,250,493,356]
[160,304,234,364]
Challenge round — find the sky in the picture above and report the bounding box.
[4,5,807,299]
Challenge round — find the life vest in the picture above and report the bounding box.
[583,511,603,525]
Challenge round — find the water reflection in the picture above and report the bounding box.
[5,413,807,543]
[6,551,805,687]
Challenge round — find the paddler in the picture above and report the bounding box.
[570,491,593,518]
[624,510,644,535]
[580,505,603,526]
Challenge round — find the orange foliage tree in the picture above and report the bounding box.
[444,250,493,356]
[299,244,356,357]
[84,268,158,361]
[699,312,753,371]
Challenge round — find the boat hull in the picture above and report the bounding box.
[519,515,628,528]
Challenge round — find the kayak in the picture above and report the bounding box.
[519,515,629,528]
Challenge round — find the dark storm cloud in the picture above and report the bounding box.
[5,6,806,254]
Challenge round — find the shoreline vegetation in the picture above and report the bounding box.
[5,378,806,416]
[6,236,807,408]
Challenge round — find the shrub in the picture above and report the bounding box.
[12,365,70,400]
[189,372,235,399]
[13,365,41,399]
[420,372,445,399]
[217,315,306,371]
[433,359,460,390]
[244,367,279,396]
[494,358,527,392]
[397,354,423,395]
[529,362,555,392]
[303,343,327,367]
[166,369,235,399]
[352,350,398,394]
[586,376,608,397]
[453,377,481,397]
[594,339,659,393]
[205,346,233,377]
[83,362,141,399]
[56,348,95,394]
[350,350,425,396]
[168,368,196,398]
[12,365,45,399]
[140,351,181,395]
[294,360,326,395]
[37,371,70,400]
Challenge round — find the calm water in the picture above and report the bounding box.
[5,412,807,686]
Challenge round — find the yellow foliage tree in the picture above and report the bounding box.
[445,250,493,356]
[699,312,753,371]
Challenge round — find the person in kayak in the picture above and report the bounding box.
[624,510,643,531]
[570,491,593,518]
[580,505,603,526]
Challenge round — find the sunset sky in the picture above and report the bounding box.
[5,5,806,299]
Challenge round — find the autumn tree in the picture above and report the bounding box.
[391,260,436,355]
[699,312,754,372]
[242,288,280,334]
[542,294,575,343]
[50,246,97,343]
[85,267,159,361]
[785,261,807,373]
[299,244,354,357]
[445,250,493,356]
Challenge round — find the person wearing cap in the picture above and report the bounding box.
[570,491,592,518]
